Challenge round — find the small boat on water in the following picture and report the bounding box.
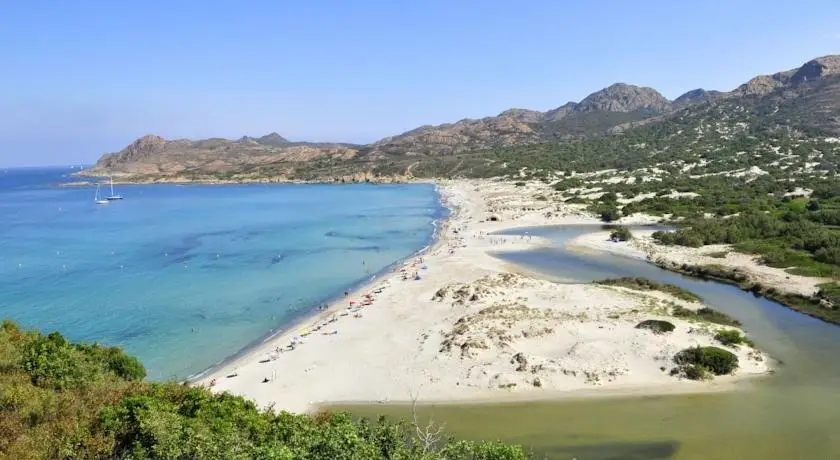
[94,183,109,205]
[106,176,123,200]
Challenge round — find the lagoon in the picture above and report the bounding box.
[336,224,840,459]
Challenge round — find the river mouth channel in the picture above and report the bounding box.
[331,225,840,459]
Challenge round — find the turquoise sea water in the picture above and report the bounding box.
[0,168,444,379]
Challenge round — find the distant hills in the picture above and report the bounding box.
[84,55,840,182]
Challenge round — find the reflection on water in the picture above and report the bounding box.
[334,225,840,459]
[547,441,680,460]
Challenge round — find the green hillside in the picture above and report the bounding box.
[0,321,527,460]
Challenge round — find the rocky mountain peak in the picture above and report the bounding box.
[238,132,290,146]
[124,134,166,158]
[791,55,840,84]
[257,132,290,146]
[93,134,167,169]
[496,108,544,123]
[733,55,840,97]
[675,88,708,101]
[575,83,671,113]
[543,102,577,122]
[737,74,787,97]
[673,88,723,107]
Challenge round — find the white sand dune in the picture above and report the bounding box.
[197,180,769,413]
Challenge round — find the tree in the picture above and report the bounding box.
[599,207,620,222]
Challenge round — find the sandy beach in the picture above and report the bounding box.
[197,180,770,413]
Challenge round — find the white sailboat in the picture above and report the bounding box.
[94,183,109,205]
[106,176,123,200]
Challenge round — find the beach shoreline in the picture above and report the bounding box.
[196,179,771,413]
[187,183,456,383]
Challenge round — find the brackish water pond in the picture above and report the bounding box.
[334,225,840,459]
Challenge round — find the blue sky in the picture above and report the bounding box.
[2,0,839,166]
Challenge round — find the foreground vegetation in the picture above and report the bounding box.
[0,320,529,460]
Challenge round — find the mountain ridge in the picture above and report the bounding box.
[85,54,840,181]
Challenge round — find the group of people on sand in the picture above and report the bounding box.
[208,283,392,387]
[472,232,532,246]
[397,256,426,281]
[448,234,467,254]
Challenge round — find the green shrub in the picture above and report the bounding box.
[600,192,618,203]
[74,343,146,381]
[700,347,739,375]
[599,206,620,222]
[714,329,746,347]
[596,277,701,302]
[674,346,739,376]
[635,320,675,334]
[609,226,633,242]
[442,440,529,460]
[564,196,588,204]
[22,331,89,390]
[672,305,741,327]
[682,364,709,380]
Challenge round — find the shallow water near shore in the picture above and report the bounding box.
[0,167,444,379]
[335,225,840,459]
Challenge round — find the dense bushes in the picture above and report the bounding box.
[714,329,752,347]
[20,329,145,390]
[635,320,675,334]
[0,321,529,460]
[598,206,620,222]
[99,391,516,460]
[652,211,840,277]
[673,346,739,379]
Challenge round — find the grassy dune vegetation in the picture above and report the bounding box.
[0,320,528,460]
[596,277,702,302]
